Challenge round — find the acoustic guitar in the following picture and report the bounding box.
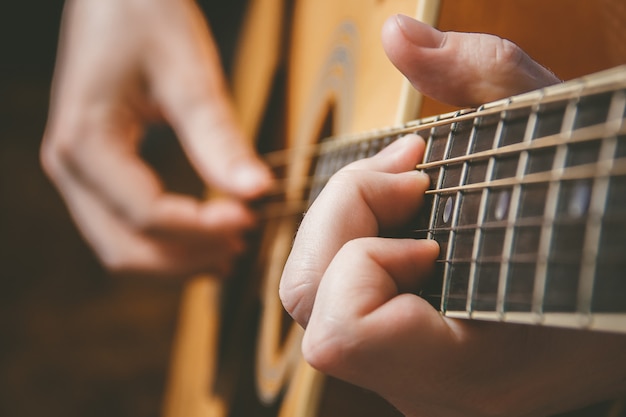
[163,1,626,416]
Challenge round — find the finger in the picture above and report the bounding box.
[48,160,245,277]
[56,123,257,239]
[310,237,440,325]
[145,1,273,199]
[381,15,561,107]
[302,237,440,377]
[280,135,430,327]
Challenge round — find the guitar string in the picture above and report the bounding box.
[257,120,626,202]
[259,73,626,170]
[254,73,625,223]
[255,147,626,221]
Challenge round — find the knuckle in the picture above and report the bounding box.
[302,323,350,375]
[40,130,86,180]
[278,277,310,325]
[326,169,363,196]
[492,37,524,68]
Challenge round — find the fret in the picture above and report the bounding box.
[433,114,461,311]
[499,106,532,147]
[434,112,472,311]
[493,154,520,180]
[473,109,512,312]
[533,92,587,315]
[593,174,626,312]
[472,113,501,153]
[441,164,464,188]
[588,90,626,314]
[573,91,615,130]
[494,184,521,314]
[440,111,478,312]
[448,118,474,158]
[568,93,623,316]
[578,136,617,317]
[532,99,569,140]
[466,110,506,313]
[466,159,489,184]
[424,118,449,309]
[425,122,452,163]
[457,191,482,226]
[532,95,578,316]
[500,100,537,314]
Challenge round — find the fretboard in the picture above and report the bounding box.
[307,65,626,334]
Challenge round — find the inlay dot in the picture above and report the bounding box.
[495,190,510,221]
[443,196,454,224]
[568,181,591,218]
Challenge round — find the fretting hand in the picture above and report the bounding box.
[280,16,626,417]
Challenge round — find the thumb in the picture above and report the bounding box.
[381,14,561,107]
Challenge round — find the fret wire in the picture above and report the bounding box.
[496,111,534,315]
[465,110,506,313]
[426,115,446,241]
[498,93,541,314]
[578,90,625,314]
[421,122,436,166]
[440,111,472,312]
[531,95,579,317]
[425,114,452,310]
[578,136,616,316]
[609,89,626,131]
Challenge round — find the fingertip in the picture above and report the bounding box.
[420,238,441,259]
[411,169,432,189]
[230,159,275,199]
[375,133,423,157]
[199,199,257,229]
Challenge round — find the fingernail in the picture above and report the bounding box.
[395,14,445,48]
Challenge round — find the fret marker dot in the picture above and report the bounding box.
[569,182,591,218]
[495,190,510,221]
[443,196,454,224]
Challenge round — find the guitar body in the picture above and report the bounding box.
[164,1,626,416]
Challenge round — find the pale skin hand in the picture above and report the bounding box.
[280,15,626,417]
[41,0,273,277]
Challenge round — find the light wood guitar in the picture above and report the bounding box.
[163,1,626,416]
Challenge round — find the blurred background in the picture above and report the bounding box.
[0,2,244,417]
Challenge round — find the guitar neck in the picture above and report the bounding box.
[308,65,626,333]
